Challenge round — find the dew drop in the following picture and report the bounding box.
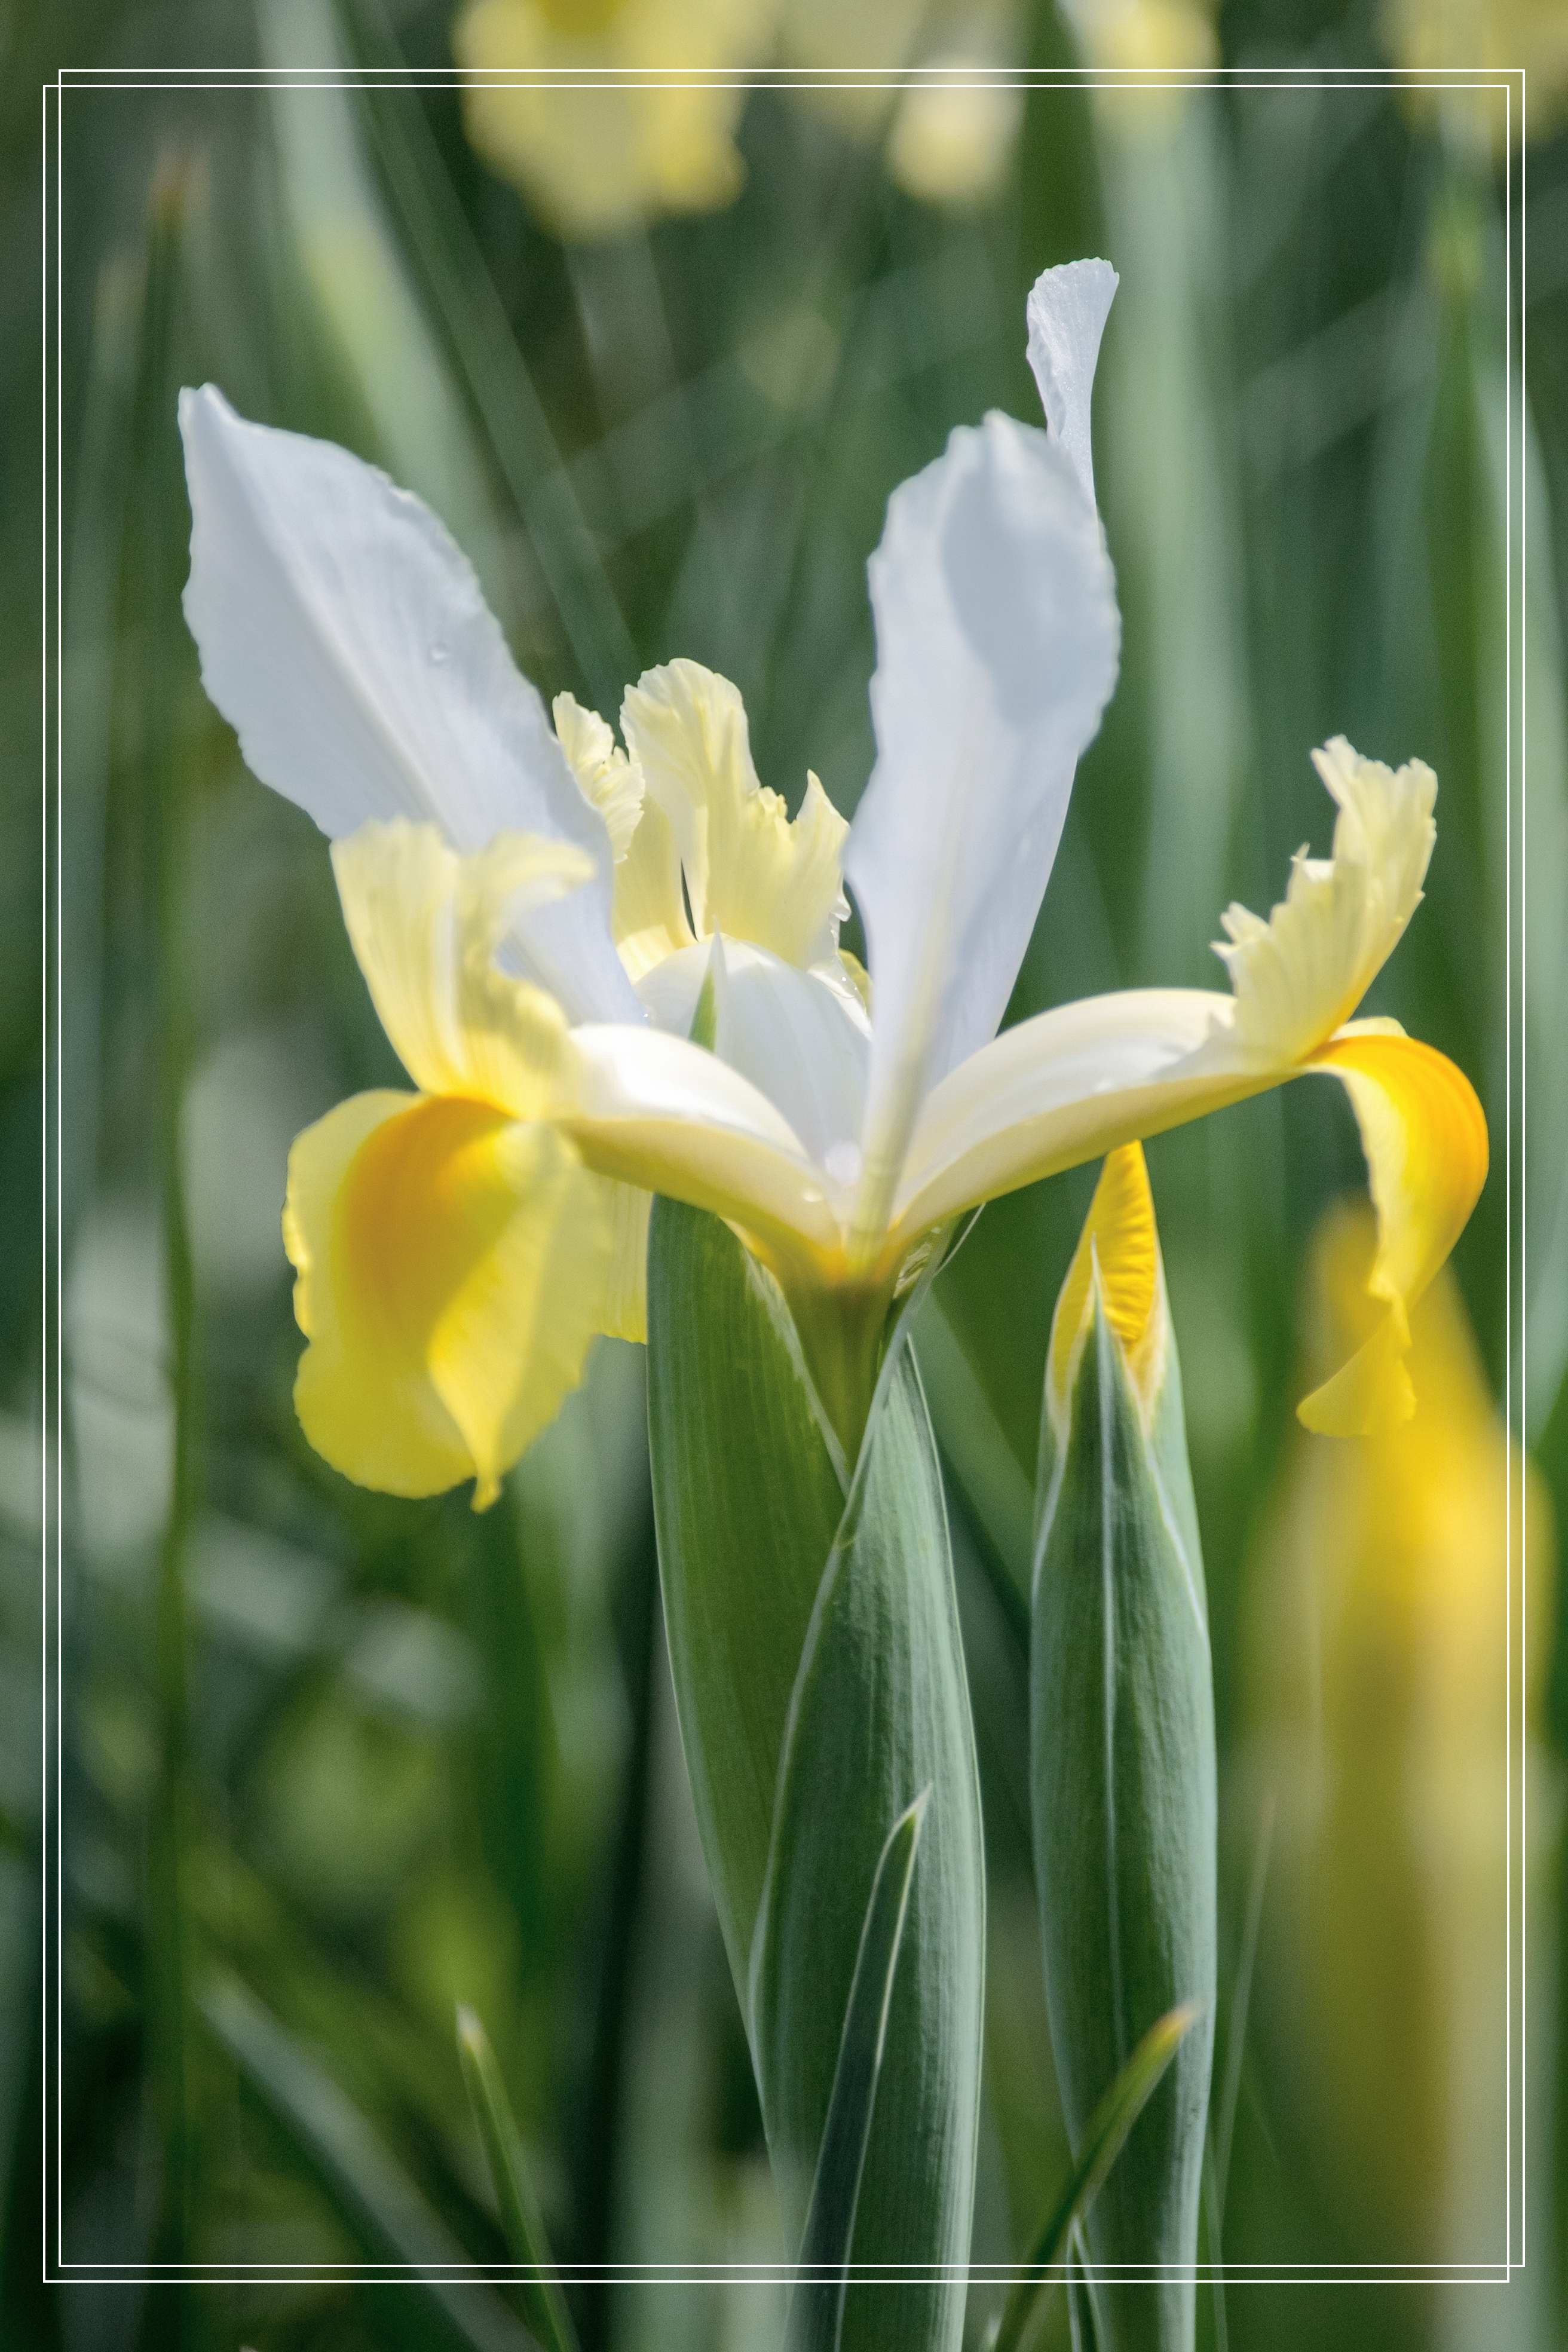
[428,641,449,666]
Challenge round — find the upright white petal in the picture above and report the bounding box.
[179,385,636,1022]
[845,408,1120,1242]
[1025,257,1117,507]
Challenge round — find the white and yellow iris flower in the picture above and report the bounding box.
[179,258,1486,1508]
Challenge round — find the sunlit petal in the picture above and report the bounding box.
[1025,256,1119,506]
[179,385,634,1021]
[846,409,1120,1241]
[621,660,849,969]
[284,1089,611,1509]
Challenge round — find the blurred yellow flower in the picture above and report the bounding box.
[453,0,771,240]
[1380,0,1568,148]
[1244,1205,1555,2258]
[1059,0,1217,131]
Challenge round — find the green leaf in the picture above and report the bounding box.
[457,2007,579,2352]
[202,1974,541,2352]
[786,1791,927,2352]
[647,1198,984,2352]
[1031,1290,1216,2352]
[990,2002,1202,2352]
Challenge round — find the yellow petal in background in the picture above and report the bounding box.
[1243,1204,1554,2259]
[1296,1027,1489,1435]
[454,0,764,241]
[621,659,849,970]
[332,819,583,1117]
[285,1087,611,1508]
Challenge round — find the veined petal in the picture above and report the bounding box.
[596,1175,653,1345]
[1025,256,1118,507]
[1297,1028,1489,1434]
[284,1089,611,1508]
[1215,737,1437,1062]
[563,1023,845,1267]
[331,820,582,1118]
[621,659,849,968]
[553,689,693,981]
[846,408,1120,1244]
[636,936,870,1181]
[179,386,634,1022]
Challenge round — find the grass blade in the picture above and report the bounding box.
[457,2007,580,2352]
[785,1791,927,2352]
[203,1974,540,2352]
[990,2004,1202,2352]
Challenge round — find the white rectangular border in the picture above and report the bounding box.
[39,57,1529,2295]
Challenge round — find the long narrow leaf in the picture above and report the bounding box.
[202,1974,540,2352]
[990,2004,1202,2352]
[456,2006,579,2352]
[786,1791,928,2352]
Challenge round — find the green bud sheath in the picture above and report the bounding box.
[647,1193,984,2352]
[1031,1147,1216,2352]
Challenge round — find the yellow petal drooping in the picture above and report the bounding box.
[332,820,584,1117]
[553,691,693,982]
[1215,738,1437,1065]
[1046,1140,1168,1432]
[621,659,849,970]
[285,1088,611,1508]
[1296,1028,1489,1435]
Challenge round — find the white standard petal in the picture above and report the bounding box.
[1025,257,1118,507]
[845,408,1120,1243]
[179,384,635,1022]
[636,936,870,1188]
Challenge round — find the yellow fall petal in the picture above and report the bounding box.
[553,690,693,981]
[285,1088,612,1508]
[331,819,584,1116]
[621,659,849,969]
[1046,1141,1168,1430]
[1295,1028,1489,1435]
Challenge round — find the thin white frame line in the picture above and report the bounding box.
[39,58,1527,2292]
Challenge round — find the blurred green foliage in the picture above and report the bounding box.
[5,2,1566,2347]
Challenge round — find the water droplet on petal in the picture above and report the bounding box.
[428,641,449,666]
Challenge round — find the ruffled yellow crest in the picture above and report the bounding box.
[553,690,693,982]
[1047,1142,1168,1431]
[621,659,850,971]
[1215,737,1437,1064]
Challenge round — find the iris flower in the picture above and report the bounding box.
[179,259,1486,1508]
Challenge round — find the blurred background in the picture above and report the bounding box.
[5,1,1566,2346]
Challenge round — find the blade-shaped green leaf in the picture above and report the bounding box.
[647,1196,983,2352]
[786,1791,927,2352]
[990,2002,1202,2352]
[1032,1287,1216,2352]
[457,2007,579,2352]
[202,1974,541,2352]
